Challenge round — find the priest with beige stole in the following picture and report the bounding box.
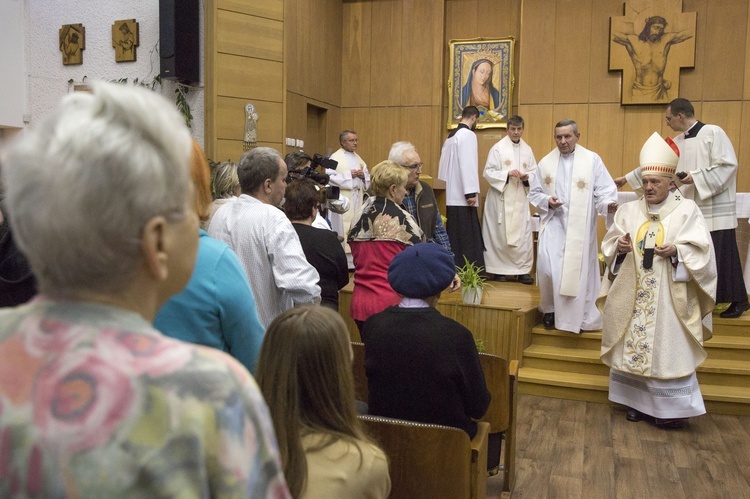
[481,115,538,284]
[529,120,618,333]
[599,133,717,429]
[328,129,370,268]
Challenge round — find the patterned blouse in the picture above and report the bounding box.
[0,297,290,498]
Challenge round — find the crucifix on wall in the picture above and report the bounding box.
[609,0,696,105]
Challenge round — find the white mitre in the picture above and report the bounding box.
[639,131,679,177]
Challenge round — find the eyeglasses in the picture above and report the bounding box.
[665,114,678,123]
[402,162,423,171]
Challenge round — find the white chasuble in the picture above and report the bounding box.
[328,149,370,265]
[481,137,537,274]
[538,147,594,296]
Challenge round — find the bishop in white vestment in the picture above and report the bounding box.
[599,133,717,428]
[481,117,537,282]
[528,120,618,333]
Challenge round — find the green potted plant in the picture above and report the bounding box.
[455,256,488,305]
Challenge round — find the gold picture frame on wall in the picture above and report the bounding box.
[113,19,139,62]
[447,37,514,130]
[60,24,85,65]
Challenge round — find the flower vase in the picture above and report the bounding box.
[461,286,483,305]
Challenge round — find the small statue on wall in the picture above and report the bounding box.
[244,103,259,151]
[60,24,85,65]
[112,19,139,62]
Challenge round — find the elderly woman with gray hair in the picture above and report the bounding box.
[0,83,289,497]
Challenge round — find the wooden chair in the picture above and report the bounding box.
[478,353,518,498]
[359,415,490,499]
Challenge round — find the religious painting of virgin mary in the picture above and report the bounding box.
[447,38,514,129]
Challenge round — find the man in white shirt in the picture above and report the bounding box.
[328,130,370,268]
[438,106,485,268]
[209,147,320,328]
[529,120,618,333]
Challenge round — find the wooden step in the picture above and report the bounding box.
[700,383,750,416]
[530,326,603,350]
[517,367,609,403]
[521,345,609,376]
[703,335,750,361]
[711,315,750,336]
[697,358,750,387]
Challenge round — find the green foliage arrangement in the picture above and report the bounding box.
[455,256,488,303]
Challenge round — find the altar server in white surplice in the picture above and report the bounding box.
[481,115,537,284]
[598,132,716,429]
[528,120,618,333]
[328,129,370,268]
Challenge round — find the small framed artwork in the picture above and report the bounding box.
[60,24,85,65]
[113,19,139,62]
[447,37,515,129]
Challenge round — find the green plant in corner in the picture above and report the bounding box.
[455,256,488,304]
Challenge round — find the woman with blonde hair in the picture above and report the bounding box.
[154,141,265,374]
[347,160,425,332]
[203,160,240,230]
[257,305,390,498]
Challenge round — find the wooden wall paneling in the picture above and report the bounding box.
[517,104,555,156]
[216,54,283,102]
[284,0,303,94]
[678,0,706,101]
[587,103,624,175]
[205,0,219,160]
[620,107,661,180]
[702,0,747,101]
[397,106,439,177]
[370,2,403,107]
[475,0,515,37]
[430,1,446,109]
[589,0,623,104]
[319,0,343,106]
[518,0,556,104]
[219,0,283,20]
[744,3,750,101]
[341,2,373,107]
[444,0,478,41]
[400,0,436,106]
[284,91,306,155]
[216,140,284,163]
[738,101,750,193]
[217,10,283,61]
[338,107,374,162]
[701,101,743,154]
[550,103,590,142]
[552,0,592,104]
[368,107,404,164]
[217,97,283,147]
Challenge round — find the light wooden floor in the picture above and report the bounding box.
[487,394,750,498]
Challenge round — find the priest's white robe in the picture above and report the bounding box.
[327,148,370,267]
[481,136,537,275]
[438,126,480,206]
[528,146,617,333]
[597,192,717,418]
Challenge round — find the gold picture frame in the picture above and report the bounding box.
[447,37,515,130]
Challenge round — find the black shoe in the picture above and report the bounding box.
[720,301,750,318]
[494,274,507,282]
[542,313,555,329]
[626,408,645,422]
[518,274,534,285]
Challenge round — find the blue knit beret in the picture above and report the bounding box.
[388,243,456,298]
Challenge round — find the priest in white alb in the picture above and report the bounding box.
[598,132,717,429]
[328,129,370,268]
[528,119,618,333]
[481,115,537,284]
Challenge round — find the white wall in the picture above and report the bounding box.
[0,0,26,129]
[20,0,204,146]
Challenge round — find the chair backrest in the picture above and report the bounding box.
[359,414,472,499]
[351,341,368,403]
[478,352,511,432]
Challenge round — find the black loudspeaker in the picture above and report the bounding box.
[160,0,200,84]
